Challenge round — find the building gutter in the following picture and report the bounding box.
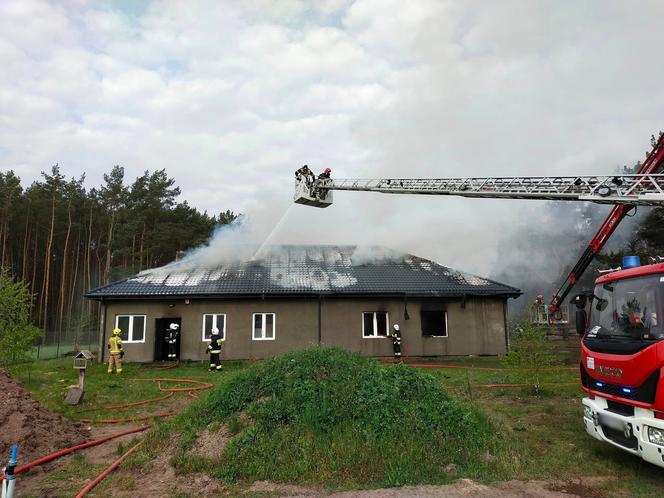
[503,298,510,353]
[97,299,106,364]
[317,295,322,346]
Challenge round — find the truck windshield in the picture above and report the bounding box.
[585,274,664,354]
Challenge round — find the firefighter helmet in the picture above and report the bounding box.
[324,167,332,174]
[211,327,219,334]
[169,323,179,330]
[113,328,121,335]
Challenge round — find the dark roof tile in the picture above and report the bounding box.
[86,245,521,299]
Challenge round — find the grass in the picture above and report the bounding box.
[145,348,501,488]
[6,343,664,497]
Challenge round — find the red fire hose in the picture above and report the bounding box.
[0,425,150,481]
[75,440,143,497]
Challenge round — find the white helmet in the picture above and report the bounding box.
[393,324,400,331]
[211,327,219,334]
[169,323,179,330]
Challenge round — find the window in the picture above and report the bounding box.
[115,315,146,343]
[421,310,448,337]
[253,313,275,340]
[202,314,226,341]
[362,311,389,338]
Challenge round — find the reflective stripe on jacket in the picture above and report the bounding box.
[207,338,222,354]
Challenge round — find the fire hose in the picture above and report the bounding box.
[0,426,150,482]
[74,441,143,498]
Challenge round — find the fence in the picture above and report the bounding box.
[33,328,99,360]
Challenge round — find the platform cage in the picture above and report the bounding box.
[530,304,569,324]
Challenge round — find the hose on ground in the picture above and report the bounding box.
[0,425,150,482]
[74,441,143,498]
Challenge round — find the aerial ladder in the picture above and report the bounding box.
[294,133,664,317]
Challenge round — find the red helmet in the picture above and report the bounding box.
[324,167,332,174]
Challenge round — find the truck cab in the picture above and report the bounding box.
[579,260,664,467]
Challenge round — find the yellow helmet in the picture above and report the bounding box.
[113,328,121,335]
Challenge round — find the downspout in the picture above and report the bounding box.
[503,298,509,353]
[97,300,106,364]
[317,295,322,346]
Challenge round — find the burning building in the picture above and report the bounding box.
[86,245,521,362]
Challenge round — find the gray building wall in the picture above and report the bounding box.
[99,296,508,362]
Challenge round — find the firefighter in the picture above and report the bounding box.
[295,165,316,186]
[207,327,223,372]
[392,323,402,362]
[107,328,123,374]
[166,323,179,360]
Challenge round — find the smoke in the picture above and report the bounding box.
[349,245,405,266]
[490,200,649,315]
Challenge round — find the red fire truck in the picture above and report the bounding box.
[577,258,664,467]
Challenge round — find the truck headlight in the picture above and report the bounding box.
[583,405,593,419]
[648,426,664,446]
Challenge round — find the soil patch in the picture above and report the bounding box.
[0,369,88,465]
[322,478,611,497]
[190,424,231,459]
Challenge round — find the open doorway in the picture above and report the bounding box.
[154,317,181,361]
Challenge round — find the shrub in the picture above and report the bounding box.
[501,321,560,394]
[0,268,41,366]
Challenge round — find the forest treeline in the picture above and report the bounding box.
[0,165,237,332]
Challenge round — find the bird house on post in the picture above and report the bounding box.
[65,350,95,405]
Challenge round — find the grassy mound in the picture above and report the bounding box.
[148,348,500,487]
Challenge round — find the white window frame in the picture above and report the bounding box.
[114,315,146,343]
[362,311,390,338]
[421,310,449,338]
[202,313,226,342]
[252,313,276,341]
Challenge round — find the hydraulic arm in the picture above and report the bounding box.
[549,134,664,313]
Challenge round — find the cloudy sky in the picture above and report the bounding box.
[2,0,663,276]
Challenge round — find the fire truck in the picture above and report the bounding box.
[294,133,664,467]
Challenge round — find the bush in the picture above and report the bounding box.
[155,348,500,487]
[0,268,41,366]
[501,321,560,394]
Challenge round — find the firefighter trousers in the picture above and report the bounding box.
[209,353,222,371]
[107,353,122,373]
[167,342,177,359]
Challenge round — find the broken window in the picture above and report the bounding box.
[362,311,389,338]
[421,310,448,337]
[253,313,276,340]
[115,315,146,343]
[202,314,226,341]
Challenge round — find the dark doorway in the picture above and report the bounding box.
[154,317,182,361]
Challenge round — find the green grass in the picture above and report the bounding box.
[7,345,664,496]
[145,348,502,488]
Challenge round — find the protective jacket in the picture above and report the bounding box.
[108,336,123,354]
[207,336,223,354]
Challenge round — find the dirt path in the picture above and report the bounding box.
[318,478,607,498]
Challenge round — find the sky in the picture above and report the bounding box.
[2,0,664,278]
